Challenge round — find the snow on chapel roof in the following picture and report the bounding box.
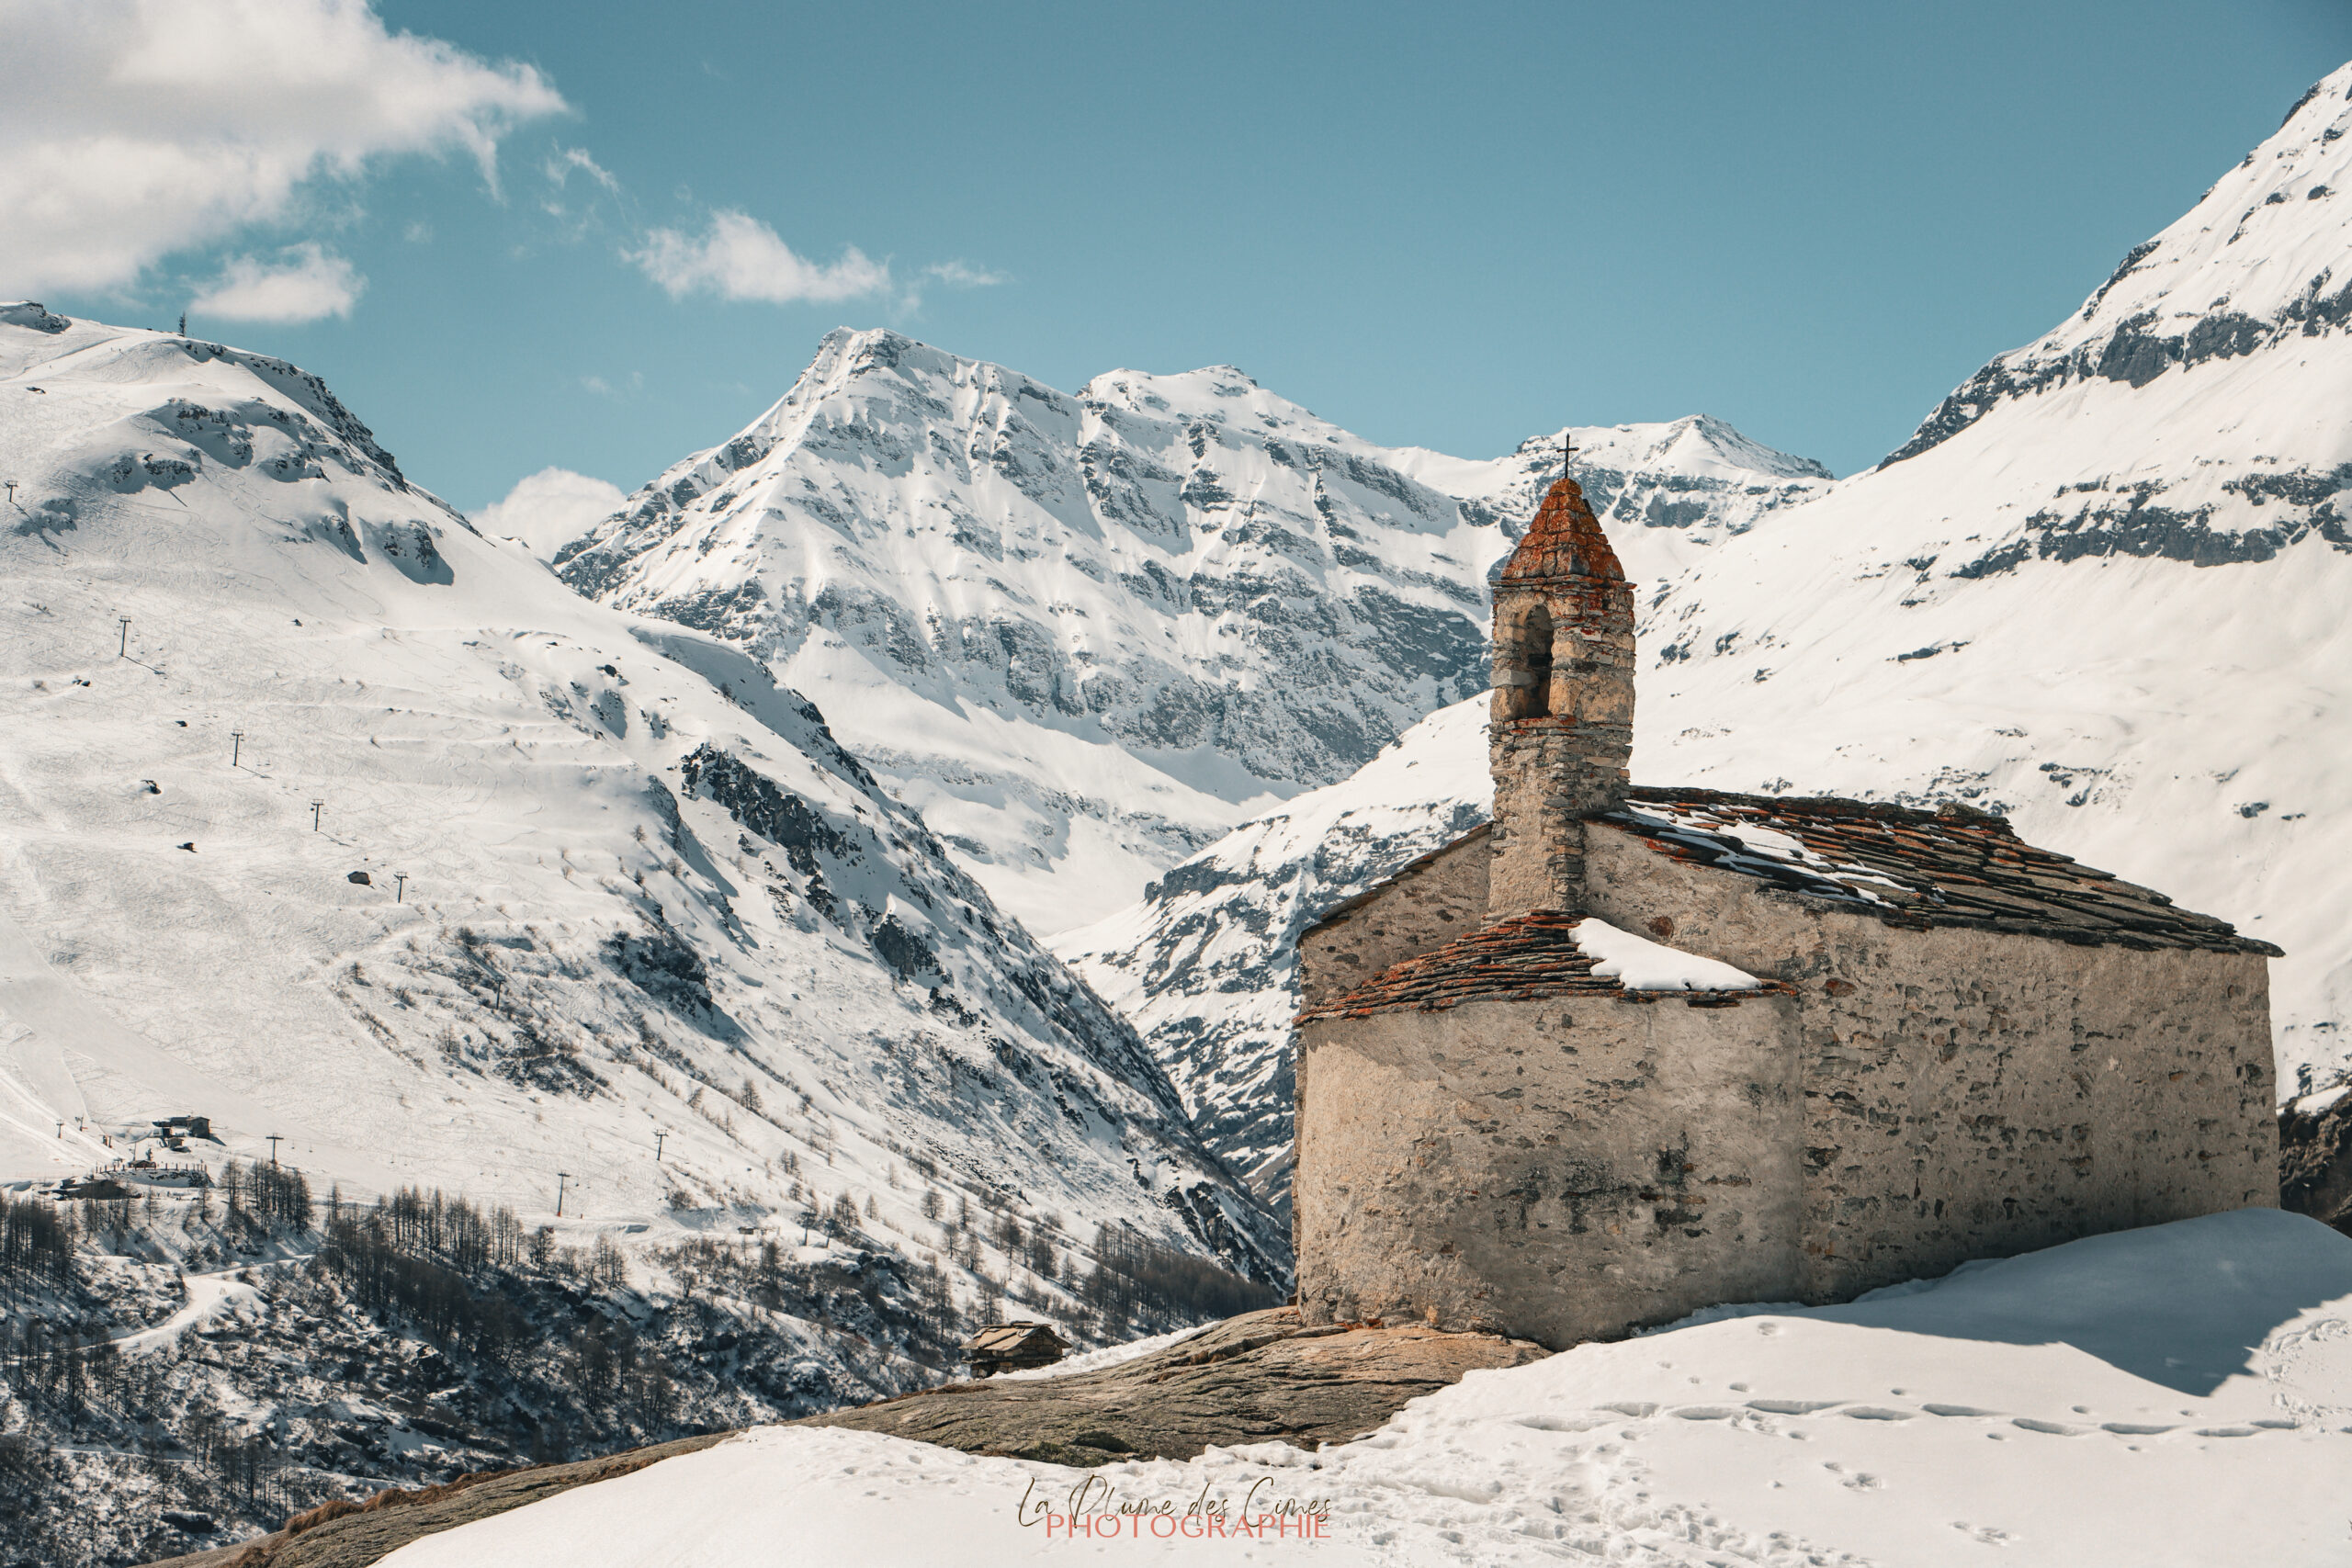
[1297,910,1786,1021]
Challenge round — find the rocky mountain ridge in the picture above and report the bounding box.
[552,332,1826,933]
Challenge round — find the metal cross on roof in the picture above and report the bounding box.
[1563,431,1577,468]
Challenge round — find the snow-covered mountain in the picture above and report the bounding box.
[1063,64,2352,1201]
[0,303,1285,1303]
[552,334,1826,935]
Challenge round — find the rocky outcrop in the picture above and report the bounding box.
[136,1310,1543,1568]
[2281,1095,2352,1234]
[791,1306,1547,1465]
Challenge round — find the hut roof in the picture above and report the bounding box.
[959,1321,1067,1355]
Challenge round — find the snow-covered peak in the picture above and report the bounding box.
[2070,63,2352,336]
[1885,62,2352,469]
[558,329,1826,934]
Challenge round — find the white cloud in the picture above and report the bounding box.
[924,260,1009,288]
[0,0,565,295]
[474,467,628,558]
[190,243,364,322]
[546,145,620,195]
[629,210,890,304]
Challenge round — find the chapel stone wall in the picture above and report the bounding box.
[1578,825,2278,1300]
[1298,829,1492,1010]
[1295,990,1803,1348]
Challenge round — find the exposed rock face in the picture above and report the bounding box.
[790,1306,1547,1465]
[2281,1094,2352,1234]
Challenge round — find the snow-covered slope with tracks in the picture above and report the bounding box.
[386,1210,2352,1568]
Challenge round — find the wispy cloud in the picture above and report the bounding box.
[545,144,620,196]
[0,0,564,295]
[924,260,1010,288]
[189,243,364,322]
[628,210,891,305]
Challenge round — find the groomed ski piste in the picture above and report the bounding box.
[379,1209,2352,1566]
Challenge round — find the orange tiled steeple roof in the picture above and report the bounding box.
[1496,472,1624,585]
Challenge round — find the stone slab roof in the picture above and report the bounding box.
[1609,786,2280,956]
[1297,909,1785,1022]
[960,1322,1067,1356]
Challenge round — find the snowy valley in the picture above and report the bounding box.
[1,46,2349,1568]
[0,304,1284,1562]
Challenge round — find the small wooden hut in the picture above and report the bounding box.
[959,1321,1069,1377]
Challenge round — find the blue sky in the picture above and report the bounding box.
[10,0,2351,512]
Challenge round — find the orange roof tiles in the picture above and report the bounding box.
[1495,473,1624,586]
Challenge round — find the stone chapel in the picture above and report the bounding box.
[1290,471,2280,1350]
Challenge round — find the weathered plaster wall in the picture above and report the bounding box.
[1295,991,1801,1348]
[1298,829,1490,1010]
[1579,824,2278,1299]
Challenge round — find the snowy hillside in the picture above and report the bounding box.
[0,302,1285,1302]
[377,1209,2352,1567]
[552,332,1826,934]
[1065,66,2352,1190]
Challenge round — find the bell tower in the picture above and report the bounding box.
[1487,452,1635,918]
